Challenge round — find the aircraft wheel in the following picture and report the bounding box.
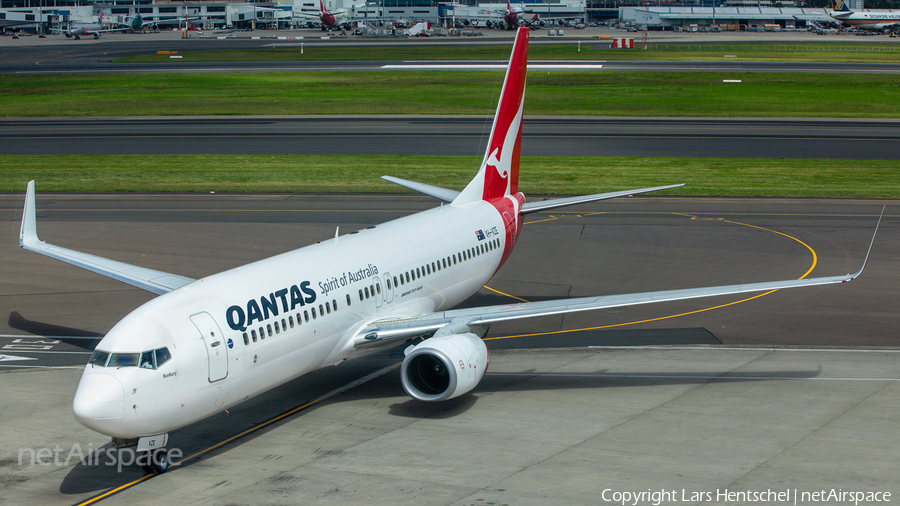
[140,451,154,474]
[151,449,170,474]
[74,35,80,40]
[93,34,99,39]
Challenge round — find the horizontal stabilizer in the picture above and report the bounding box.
[19,181,195,295]
[381,176,460,203]
[521,184,684,214]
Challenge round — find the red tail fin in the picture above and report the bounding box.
[454,27,528,204]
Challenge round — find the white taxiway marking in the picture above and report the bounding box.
[0,354,37,362]
[381,64,604,70]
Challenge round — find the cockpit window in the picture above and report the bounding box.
[140,351,155,369]
[155,347,172,368]
[108,353,140,368]
[89,350,110,367]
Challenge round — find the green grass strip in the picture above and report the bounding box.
[1,72,898,117]
[113,43,900,64]
[3,155,898,198]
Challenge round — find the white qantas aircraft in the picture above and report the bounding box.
[828,0,900,30]
[50,22,129,40]
[19,27,880,475]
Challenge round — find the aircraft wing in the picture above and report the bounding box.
[19,181,195,295]
[354,208,882,348]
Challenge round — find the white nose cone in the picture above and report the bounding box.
[73,373,125,435]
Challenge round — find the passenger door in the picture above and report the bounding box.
[190,311,228,382]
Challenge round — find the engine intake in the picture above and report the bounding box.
[401,332,488,402]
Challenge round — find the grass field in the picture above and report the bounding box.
[2,72,898,117]
[112,43,900,64]
[4,155,898,198]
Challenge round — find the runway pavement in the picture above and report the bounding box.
[3,115,899,158]
[4,58,900,75]
[0,194,898,506]
[1,27,899,75]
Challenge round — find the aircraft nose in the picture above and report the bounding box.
[72,373,125,435]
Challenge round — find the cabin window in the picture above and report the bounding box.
[251,329,258,342]
[319,304,324,316]
[394,276,399,287]
[333,299,338,311]
[89,350,110,367]
[274,321,280,334]
[311,307,317,319]
[426,264,431,275]
[266,324,272,338]
[432,262,437,272]
[259,327,264,340]
[243,332,249,345]
[416,268,421,278]
[325,301,331,314]
[155,347,171,367]
[304,310,309,323]
[296,313,302,325]
[387,278,392,290]
[289,316,294,328]
[364,287,370,299]
[405,272,410,283]
[359,289,364,301]
[375,283,380,295]
[346,294,351,306]
[282,318,287,331]
[108,353,140,368]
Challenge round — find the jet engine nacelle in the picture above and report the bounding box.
[401,332,488,402]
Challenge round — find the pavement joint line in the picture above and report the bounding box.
[0,364,85,369]
[487,372,900,381]
[585,345,900,353]
[0,350,92,354]
[0,334,102,339]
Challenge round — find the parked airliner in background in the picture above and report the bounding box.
[19,27,880,475]
[50,22,128,39]
[829,0,900,30]
[317,0,350,30]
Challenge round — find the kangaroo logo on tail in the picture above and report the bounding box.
[454,28,529,205]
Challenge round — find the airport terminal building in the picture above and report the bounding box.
[0,0,587,32]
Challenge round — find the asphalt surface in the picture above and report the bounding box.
[3,115,900,158]
[5,58,900,75]
[1,195,897,505]
[2,28,899,75]
[2,194,897,369]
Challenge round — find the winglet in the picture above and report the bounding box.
[20,180,41,249]
[849,205,885,280]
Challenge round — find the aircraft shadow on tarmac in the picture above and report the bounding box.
[60,342,819,494]
[8,311,102,351]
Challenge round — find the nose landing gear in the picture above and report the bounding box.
[136,433,171,474]
[140,448,170,474]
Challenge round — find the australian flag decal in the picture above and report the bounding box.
[475,230,486,241]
